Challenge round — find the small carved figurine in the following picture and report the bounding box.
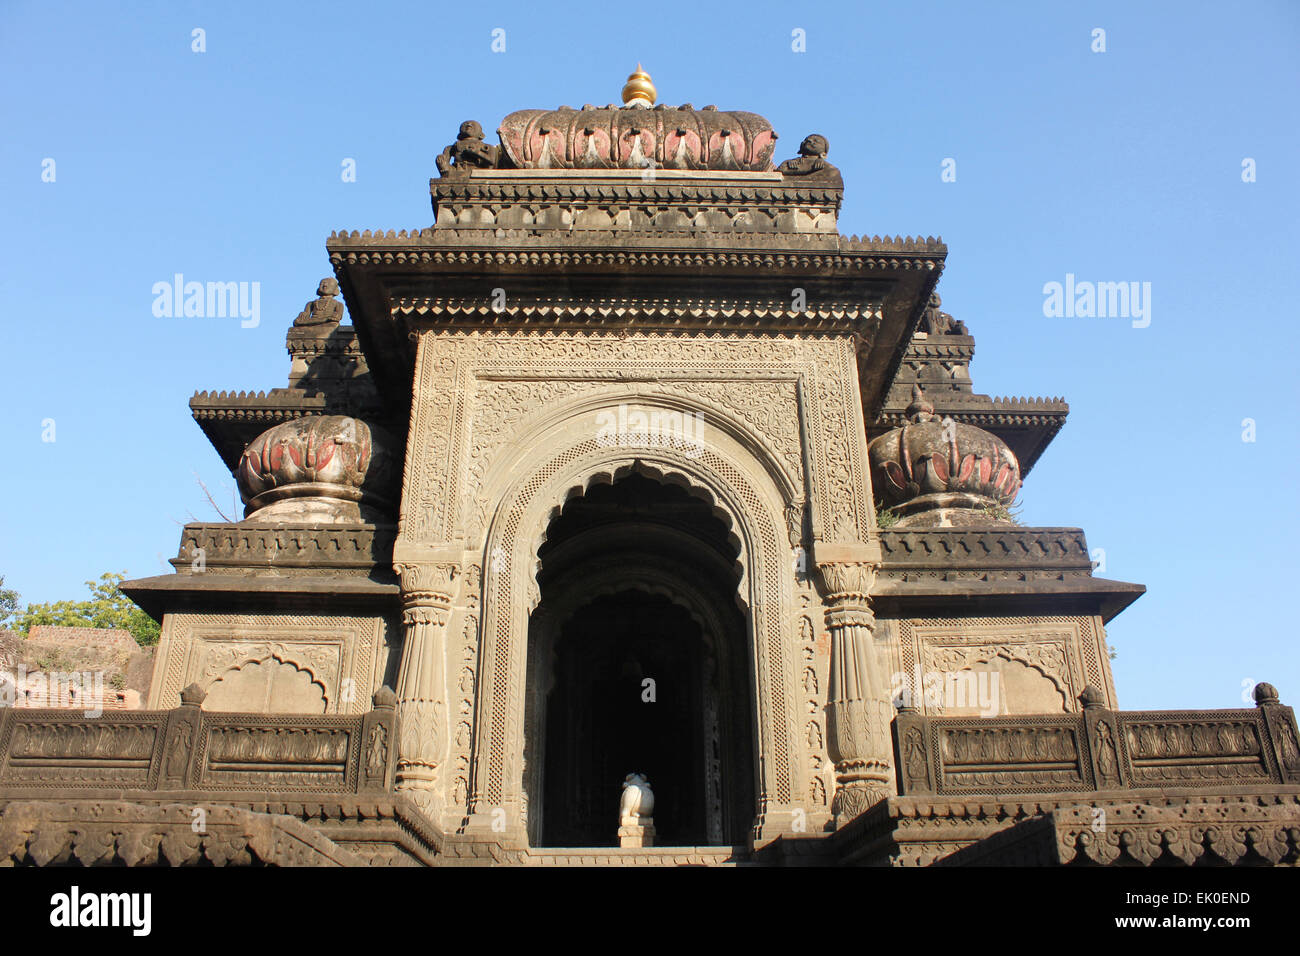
[618,772,655,825]
[293,278,344,329]
[367,723,388,778]
[436,120,500,176]
[919,293,968,336]
[778,134,835,176]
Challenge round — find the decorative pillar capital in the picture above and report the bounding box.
[396,561,460,619]
[814,559,878,630]
[813,559,878,604]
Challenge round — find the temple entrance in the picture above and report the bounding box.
[524,473,755,847]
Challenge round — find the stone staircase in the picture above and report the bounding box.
[523,845,750,867]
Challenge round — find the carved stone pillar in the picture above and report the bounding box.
[815,559,894,824]
[393,562,459,816]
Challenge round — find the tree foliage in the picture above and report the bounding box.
[12,572,160,647]
[0,576,18,629]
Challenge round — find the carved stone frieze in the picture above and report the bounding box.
[1053,802,1300,866]
[849,793,1300,867]
[172,522,397,573]
[400,330,871,550]
[0,801,362,866]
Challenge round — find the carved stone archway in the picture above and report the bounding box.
[463,428,804,847]
[522,483,755,847]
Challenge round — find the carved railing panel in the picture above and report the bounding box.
[0,685,398,796]
[0,710,165,790]
[893,685,1300,797]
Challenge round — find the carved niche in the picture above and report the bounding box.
[149,613,392,715]
[893,616,1114,717]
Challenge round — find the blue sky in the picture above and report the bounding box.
[1,1,1296,709]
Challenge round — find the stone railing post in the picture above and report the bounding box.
[157,683,205,790]
[892,705,933,795]
[393,562,458,816]
[1079,685,1127,790]
[360,686,399,793]
[815,557,894,824]
[1254,682,1300,783]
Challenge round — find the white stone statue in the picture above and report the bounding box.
[619,772,655,826]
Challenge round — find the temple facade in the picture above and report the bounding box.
[2,71,1297,866]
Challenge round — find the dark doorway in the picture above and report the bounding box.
[541,591,705,846]
[526,473,755,847]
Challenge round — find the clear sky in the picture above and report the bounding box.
[1,1,1296,709]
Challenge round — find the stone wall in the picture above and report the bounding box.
[2,626,154,711]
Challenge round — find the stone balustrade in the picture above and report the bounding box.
[0,683,398,796]
[893,682,1300,797]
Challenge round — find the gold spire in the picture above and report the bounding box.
[621,64,656,107]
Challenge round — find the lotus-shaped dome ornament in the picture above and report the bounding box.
[868,385,1021,528]
[236,415,397,523]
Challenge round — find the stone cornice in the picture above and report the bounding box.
[872,396,1069,478]
[898,335,975,359]
[190,389,327,421]
[878,527,1093,571]
[392,296,881,334]
[430,177,843,205]
[327,229,946,265]
[877,395,1069,418]
[871,527,1146,619]
[170,522,397,573]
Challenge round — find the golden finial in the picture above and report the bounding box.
[621,64,656,107]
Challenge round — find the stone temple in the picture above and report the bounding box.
[2,70,1297,866]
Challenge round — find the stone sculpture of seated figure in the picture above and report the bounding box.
[293,278,344,330]
[435,120,500,176]
[777,134,831,173]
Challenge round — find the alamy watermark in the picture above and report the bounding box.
[152,274,260,328]
[595,404,705,458]
[1,666,107,718]
[891,668,1002,717]
[1042,273,1151,329]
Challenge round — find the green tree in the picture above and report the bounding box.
[15,572,160,647]
[0,575,18,629]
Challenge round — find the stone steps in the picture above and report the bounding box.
[524,845,750,867]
